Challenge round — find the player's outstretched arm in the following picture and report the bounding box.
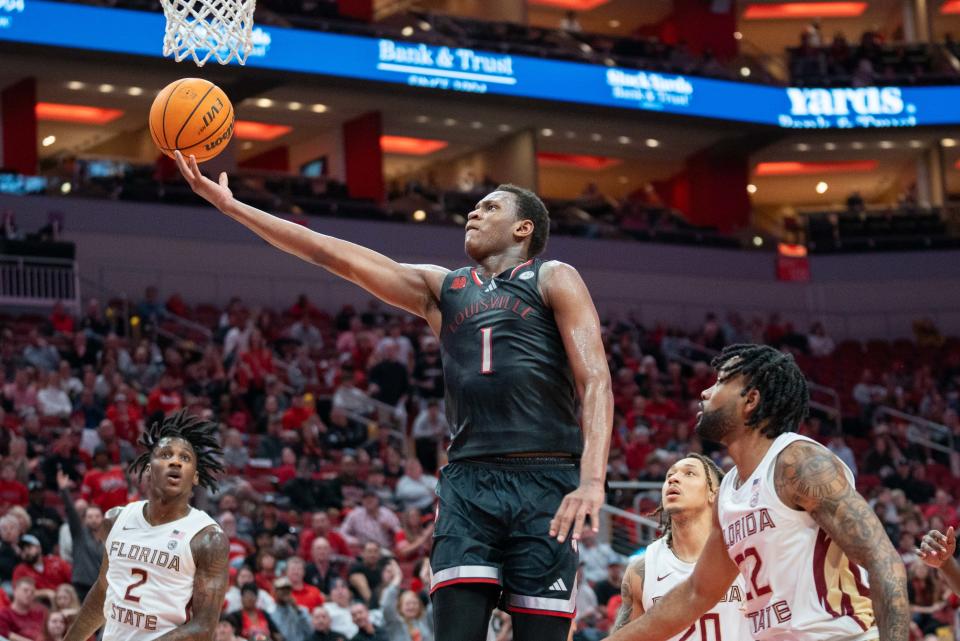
[918,527,960,594]
[174,151,448,325]
[606,521,738,641]
[613,556,646,630]
[152,525,230,641]
[542,261,614,543]
[775,441,909,641]
[63,507,120,641]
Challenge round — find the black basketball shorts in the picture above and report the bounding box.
[429,456,580,619]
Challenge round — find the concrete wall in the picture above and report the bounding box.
[3,194,959,338]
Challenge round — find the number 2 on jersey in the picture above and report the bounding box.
[479,327,493,374]
[733,546,771,600]
[124,568,149,603]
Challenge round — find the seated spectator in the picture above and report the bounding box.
[593,560,623,607]
[394,509,433,563]
[827,435,857,477]
[579,528,624,585]
[0,515,23,583]
[807,323,835,357]
[324,578,358,639]
[215,616,244,641]
[220,512,253,567]
[13,534,71,598]
[223,429,250,471]
[4,369,39,417]
[0,463,29,512]
[380,559,432,641]
[411,401,445,475]
[300,513,351,561]
[23,331,60,373]
[348,542,387,607]
[271,577,313,641]
[287,557,325,611]
[25,482,61,554]
[49,302,74,337]
[349,602,386,641]
[225,566,276,615]
[80,444,129,512]
[44,609,67,641]
[37,373,72,419]
[287,315,324,351]
[0,577,45,641]
[340,492,400,549]
[305,537,344,595]
[394,459,436,513]
[227,583,281,641]
[311,606,346,641]
[52,584,80,617]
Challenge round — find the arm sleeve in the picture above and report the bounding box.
[61,490,84,538]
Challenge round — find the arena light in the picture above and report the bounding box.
[743,2,867,19]
[380,135,448,155]
[754,160,878,176]
[36,102,124,124]
[537,152,622,170]
[942,0,960,14]
[528,0,611,9]
[234,120,292,141]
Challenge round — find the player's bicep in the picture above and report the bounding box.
[189,527,230,629]
[541,262,608,393]
[614,556,646,630]
[776,442,891,569]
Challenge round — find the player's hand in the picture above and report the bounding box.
[918,527,956,568]
[173,150,233,211]
[549,479,604,544]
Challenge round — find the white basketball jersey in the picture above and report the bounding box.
[641,538,751,641]
[103,500,219,641]
[718,433,877,641]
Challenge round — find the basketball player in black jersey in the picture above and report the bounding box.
[175,151,613,641]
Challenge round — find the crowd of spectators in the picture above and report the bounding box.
[789,23,959,87]
[0,289,959,640]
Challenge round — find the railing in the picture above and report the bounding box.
[874,405,955,456]
[0,254,80,310]
[599,504,661,557]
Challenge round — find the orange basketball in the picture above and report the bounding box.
[149,78,234,163]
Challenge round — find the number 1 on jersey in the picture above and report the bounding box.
[480,327,493,374]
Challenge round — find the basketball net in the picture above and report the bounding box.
[160,0,256,66]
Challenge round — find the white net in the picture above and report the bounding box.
[160,0,256,66]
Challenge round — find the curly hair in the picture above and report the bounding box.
[711,343,810,438]
[651,453,723,551]
[128,409,224,492]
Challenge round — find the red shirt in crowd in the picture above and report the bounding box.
[299,529,351,560]
[81,466,129,511]
[13,556,72,591]
[282,405,313,431]
[228,537,252,564]
[290,583,324,610]
[50,310,74,335]
[146,388,183,416]
[0,480,28,510]
[0,604,46,641]
[106,403,143,443]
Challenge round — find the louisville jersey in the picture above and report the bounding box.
[103,500,219,641]
[717,433,876,641]
[439,258,581,460]
[641,538,750,641]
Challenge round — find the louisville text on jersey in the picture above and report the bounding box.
[446,295,534,334]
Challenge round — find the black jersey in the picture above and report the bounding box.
[439,258,582,461]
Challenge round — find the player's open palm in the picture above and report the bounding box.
[173,150,233,211]
[918,526,956,568]
[550,480,605,543]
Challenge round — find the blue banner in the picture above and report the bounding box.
[0,0,956,128]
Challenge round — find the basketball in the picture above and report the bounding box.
[149,78,234,163]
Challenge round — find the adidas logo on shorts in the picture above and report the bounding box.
[548,578,568,592]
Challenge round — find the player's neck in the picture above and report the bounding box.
[727,429,776,486]
[476,249,529,278]
[668,510,713,563]
[144,494,192,525]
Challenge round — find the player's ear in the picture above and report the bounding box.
[513,218,534,242]
[192,470,199,486]
[741,388,760,419]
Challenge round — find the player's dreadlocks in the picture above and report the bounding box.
[711,343,810,438]
[650,453,723,551]
[128,409,224,491]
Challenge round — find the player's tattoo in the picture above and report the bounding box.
[775,442,909,641]
[63,512,118,641]
[614,556,645,630]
